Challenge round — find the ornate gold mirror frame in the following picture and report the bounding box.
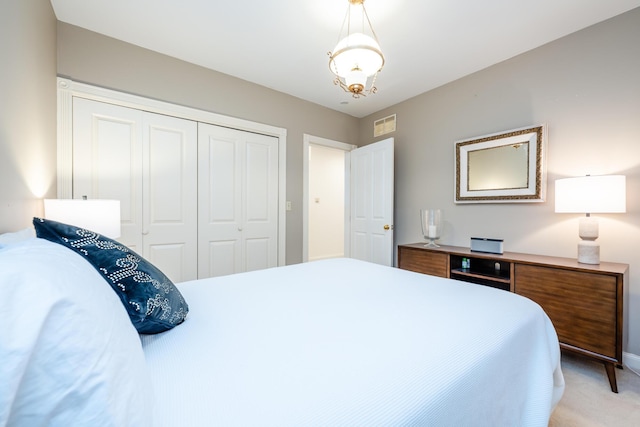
[455,125,546,203]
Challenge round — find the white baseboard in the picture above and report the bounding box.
[308,253,344,262]
[623,351,640,375]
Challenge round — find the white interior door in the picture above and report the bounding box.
[350,138,394,266]
[198,123,278,278]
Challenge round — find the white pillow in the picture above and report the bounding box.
[0,238,154,426]
[0,227,35,247]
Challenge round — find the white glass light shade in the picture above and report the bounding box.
[345,68,367,93]
[44,199,121,239]
[330,33,384,78]
[555,175,626,214]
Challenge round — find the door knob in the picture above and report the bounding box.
[384,224,390,230]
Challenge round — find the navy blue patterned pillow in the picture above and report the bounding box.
[33,217,188,334]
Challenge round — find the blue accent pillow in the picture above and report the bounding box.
[33,217,188,334]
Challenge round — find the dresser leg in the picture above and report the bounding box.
[604,362,618,393]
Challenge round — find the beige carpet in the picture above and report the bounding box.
[549,352,640,426]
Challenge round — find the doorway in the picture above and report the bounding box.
[303,135,355,262]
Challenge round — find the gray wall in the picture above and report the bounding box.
[0,0,57,230]
[56,22,360,266]
[359,8,640,356]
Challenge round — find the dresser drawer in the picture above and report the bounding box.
[514,264,617,358]
[398,246,448,278]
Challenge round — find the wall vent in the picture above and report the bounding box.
[373,114,396,137]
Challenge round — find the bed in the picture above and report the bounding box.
[0,221,564,427]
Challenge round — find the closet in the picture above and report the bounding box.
[59,79,285,282]
[72,98,198,282]
[198,123,279,278]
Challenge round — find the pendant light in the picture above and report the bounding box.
[328,0,385,98]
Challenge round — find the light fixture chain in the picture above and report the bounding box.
[335,6,350,47]
[362,5,381,46]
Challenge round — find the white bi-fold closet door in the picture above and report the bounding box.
[72,98,198,282]
[198,123,279,278]
[71,97,279,282]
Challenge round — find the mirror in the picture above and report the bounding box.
[455,125,546,203]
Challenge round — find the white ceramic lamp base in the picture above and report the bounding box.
[578,241,600,265]
[577,216,600,264]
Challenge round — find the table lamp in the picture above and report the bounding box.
[44,198,121,239]
[554,175,625,264]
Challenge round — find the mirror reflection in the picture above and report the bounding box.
[468,143,529,191]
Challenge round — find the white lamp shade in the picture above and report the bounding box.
[330,32,384,77]
[44,199,121,238]
[555,175,626,214]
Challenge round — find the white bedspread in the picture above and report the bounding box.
[141,258,564,426]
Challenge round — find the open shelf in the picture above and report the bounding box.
[450,268,510,284]
[449,254,511,291]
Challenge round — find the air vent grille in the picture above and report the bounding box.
[374,114,396,137]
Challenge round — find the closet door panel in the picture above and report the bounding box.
[148,130,183,221]
[245,237,270,272]
[143,113,198,282]
[198,123,242,278]
[208,240,239,278]
[245,142,270,219]
[209,138,239,221]
[244,134,279,270]
[72,98,143,252]
[147,243,187,285]
[198,123,278,278]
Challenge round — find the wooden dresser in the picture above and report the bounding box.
[398,243,628,392]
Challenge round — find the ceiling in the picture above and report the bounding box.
[50,0,640,118]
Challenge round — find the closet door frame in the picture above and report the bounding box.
[57,77,287,267]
